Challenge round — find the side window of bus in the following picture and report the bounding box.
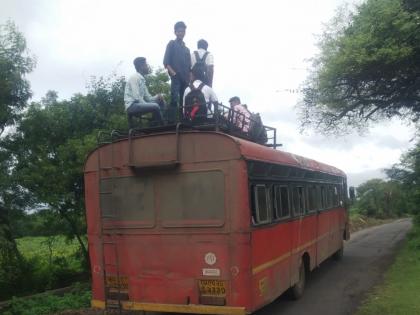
[320,186,326,210]
[292,186,305,216]
[338,185,344,206]
[273,185,290,220]
[327,185,334,208]
[252,185,271,225]
[333,185,339,207]
[307,185,318,212]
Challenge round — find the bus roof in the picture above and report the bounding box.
[85,131,345,177]
[231,135,346,177]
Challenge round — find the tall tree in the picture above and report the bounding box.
[6,70,170,262]
[354,178,408,217]
[0,21,35,134]
[385,142,420,215]
[0,20,35,298]
[6,76,126,263]
[299,0,420,134]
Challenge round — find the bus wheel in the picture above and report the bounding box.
[290,260,305,300]
[333,245,344,261]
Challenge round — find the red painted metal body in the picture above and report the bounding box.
[84,131,349,314]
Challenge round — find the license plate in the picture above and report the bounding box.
[198,280,226,296]
[106,275,128,290]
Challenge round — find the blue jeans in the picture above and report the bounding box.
[169,75,188,122]
[127,101,163,128]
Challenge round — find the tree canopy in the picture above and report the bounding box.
[299,0,420,134]
[0,20,36,298]
[4,69,169,261]
[0,20,35,135]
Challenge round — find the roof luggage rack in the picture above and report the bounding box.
[98,103,280,149]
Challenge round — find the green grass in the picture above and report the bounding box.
[356,222,420,315]
[3,283,91,315]
[0,236,89,300]
[16,235,84,272]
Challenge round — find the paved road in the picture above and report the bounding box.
[255,218,412,315]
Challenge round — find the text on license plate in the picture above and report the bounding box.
[106,275,128,290]
[198,280,227,296]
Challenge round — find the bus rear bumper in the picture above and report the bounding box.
[92,299,247,315]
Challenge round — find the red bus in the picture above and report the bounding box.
[84,127,349,314]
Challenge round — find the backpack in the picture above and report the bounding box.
[249,113,268,144]
[184,82,207,120]
[194,51,209,83]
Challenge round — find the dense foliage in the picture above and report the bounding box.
[352,179,408,217]
[4,69,169,253]
[353,141,420,218]
[3,282,90,315]
[386,141,420,215]
[299,0,420,134]
[0,20,36,302]
[0,20,170,299]
[0,21,35,133]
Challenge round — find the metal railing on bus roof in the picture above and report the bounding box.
[97,102,280,149]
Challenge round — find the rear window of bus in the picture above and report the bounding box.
[159,170,225,227]
[100,170,225,228]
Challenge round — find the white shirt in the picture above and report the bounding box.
[191,48,214,67]
[124,72,157,110]
[183,80,218,106]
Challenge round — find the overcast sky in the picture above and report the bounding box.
[1,0,416,186]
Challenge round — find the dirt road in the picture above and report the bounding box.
[255,218,412,315]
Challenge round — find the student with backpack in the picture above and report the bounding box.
[183,63,218,121]
[228,96,267,144]
[191,39,214,87]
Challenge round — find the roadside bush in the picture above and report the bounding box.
[407,215,420,251]
[29,256,85,292]
[0,252,34,300]
[0,236,89,300]
[3,282,91,315]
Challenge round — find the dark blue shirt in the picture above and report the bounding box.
[163,39,191,83]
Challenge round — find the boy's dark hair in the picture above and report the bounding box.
[197,39,208,50]
[133,57,146,71]
[174,21,187,31]
[191,63,206,82]
[229,96,241,104]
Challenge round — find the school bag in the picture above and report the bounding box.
[184,82,207,120]
[249,112,268,144]
[194,51,210,83]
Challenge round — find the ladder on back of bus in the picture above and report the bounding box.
[97,131,123,313]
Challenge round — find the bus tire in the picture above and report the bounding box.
[333,245,344,261]
[289,260,305,300]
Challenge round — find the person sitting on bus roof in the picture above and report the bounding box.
[124,57,165,127]
[183,63,218,120]
[229,96,251,132]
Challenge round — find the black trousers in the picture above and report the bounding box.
[169,74,188,122]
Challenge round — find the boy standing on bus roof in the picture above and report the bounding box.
[191,39,214,87]
[163,21,191,123]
